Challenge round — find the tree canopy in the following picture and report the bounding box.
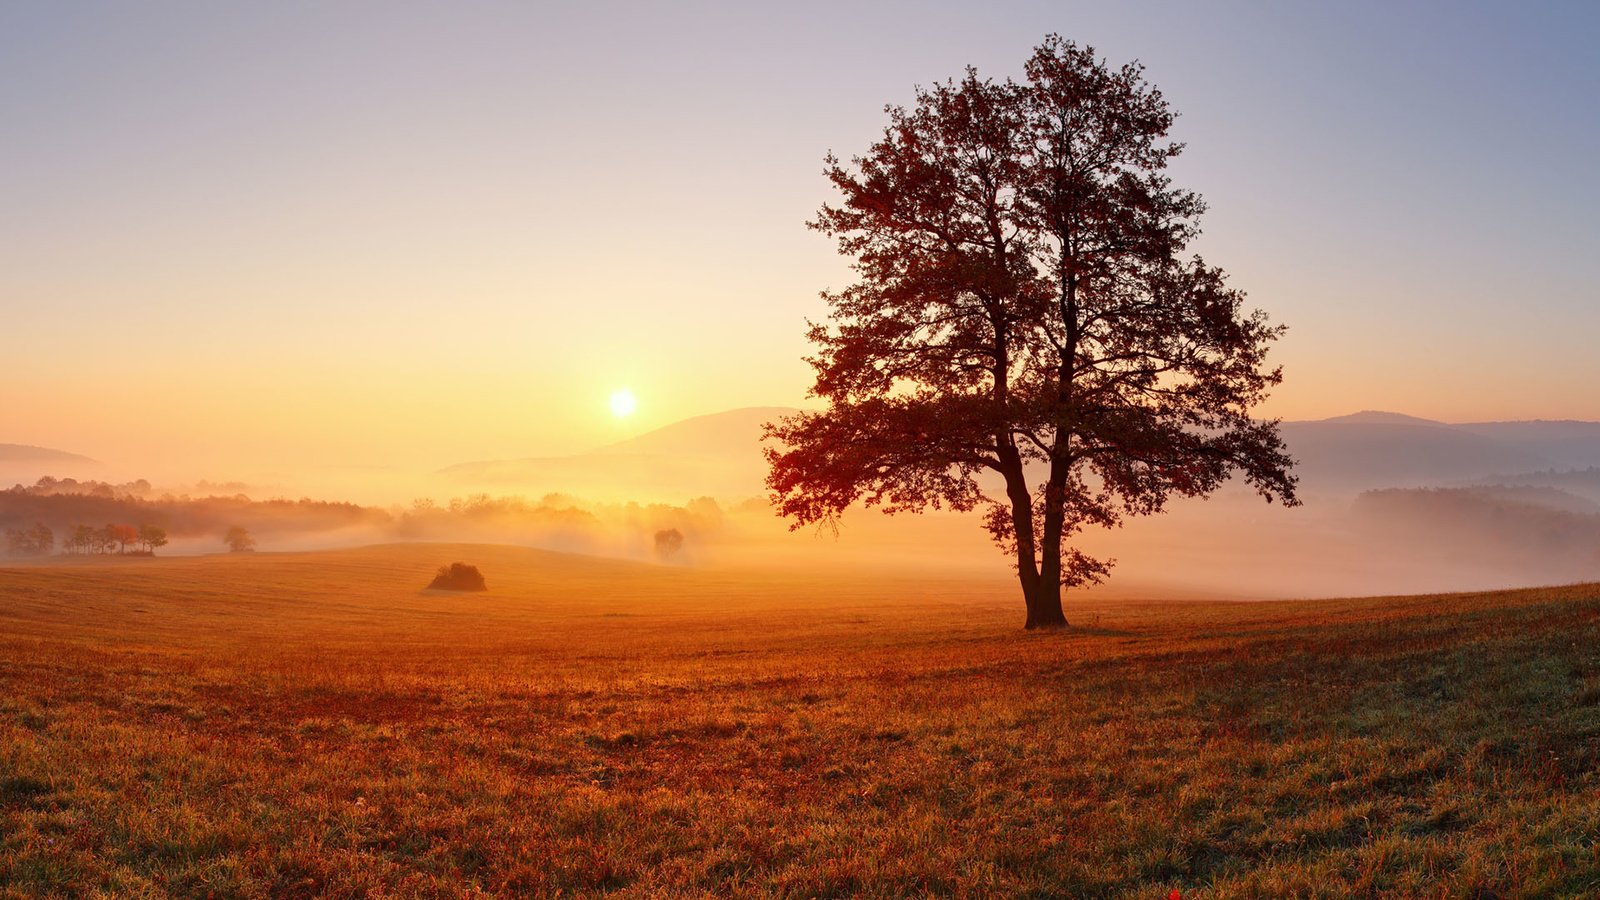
[766,36,1298,628]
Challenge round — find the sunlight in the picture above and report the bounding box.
[609,388,638,418]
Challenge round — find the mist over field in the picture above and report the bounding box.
[9,407,1600,599]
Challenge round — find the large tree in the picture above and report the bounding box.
[766,36,1298,629]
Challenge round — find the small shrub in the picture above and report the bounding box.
[428,563,486,592]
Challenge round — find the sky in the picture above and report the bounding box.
[2,1,1597,485]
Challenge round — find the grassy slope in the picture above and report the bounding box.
[2,544,1599,897]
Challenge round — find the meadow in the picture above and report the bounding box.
[2,544,1599,897]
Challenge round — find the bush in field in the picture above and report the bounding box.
[428,562,486,592]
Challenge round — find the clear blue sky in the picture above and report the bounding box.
[2,1,1596,478]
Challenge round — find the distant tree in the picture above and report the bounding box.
[766,36,1298,629]
[104,523,138,554]
[223,526,256,553]
[428,562,486,591]
[4,523,53,557]
[69,524,96,555]
[137,524,168,554]
[653,528,685,560]
[32,523,53,556]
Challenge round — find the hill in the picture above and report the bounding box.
[1,545,1597,895]
[0,443,96,464]
[438,407,800,500]
[439,407,1600,500]
[1277,417,1550,489]
[0,443,99,486]
[1457,420,1600,471]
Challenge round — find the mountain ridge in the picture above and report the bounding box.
[438,407,1600,498]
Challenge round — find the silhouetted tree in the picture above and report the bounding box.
[223,526,256,552]
[766,36,1298,629]
[69,524,96,555]
[654,528,684,559]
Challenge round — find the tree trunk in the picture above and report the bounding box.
[1024,578,1068,629]
[1027,455,1071,629]
[996,446,1046,626]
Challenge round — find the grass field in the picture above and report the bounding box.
[3,544,1599,897]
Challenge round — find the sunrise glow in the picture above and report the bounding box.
[3,8,1600,893]
[609,388,638,419]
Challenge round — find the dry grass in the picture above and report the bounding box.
[2,543,1599,897]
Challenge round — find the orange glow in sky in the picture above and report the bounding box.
[1,3,1596,491]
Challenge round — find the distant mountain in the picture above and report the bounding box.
[1455,421,1600,471]
[0,443,96,464]
[439,407,801,500]
[440,407,1600,500]
[1278,417,1549,490]
[0,443,99,486]
[590,407,800,458]
[1315,411,1447,427]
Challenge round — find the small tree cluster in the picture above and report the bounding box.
[56,523,168,555]
[3,522,54,557]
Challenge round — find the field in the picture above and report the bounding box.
[3,544,1600,897]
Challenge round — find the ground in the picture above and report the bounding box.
[2,544,1599,897]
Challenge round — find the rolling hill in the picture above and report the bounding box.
[0,442,100,487]
[0,443,96,465]
[438,407,799,500]
[439,407,1600,500]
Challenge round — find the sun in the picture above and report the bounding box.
[608,388,637,418]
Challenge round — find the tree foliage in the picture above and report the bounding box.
[138,524,168,553]
[3,522,53,557]
[654,527,685,560]
[766,36,1298,628]
[224,526,256,553]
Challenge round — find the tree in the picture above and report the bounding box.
[137,524,168,554]
[766,36,1297,629]
[223,526,256,553]
[4,523,53,557]
[69,524,96,555]
[31,523,54,556]
[104,523,137,554]
[654,528,685,560]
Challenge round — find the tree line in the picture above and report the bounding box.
[4,522,168,557]
[3,523,257,557]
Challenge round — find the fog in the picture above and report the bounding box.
[9,408,1600,600]
[7,470,1600,602]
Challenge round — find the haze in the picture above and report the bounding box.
[4,3,1600,600]
[3,1,1598,485]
